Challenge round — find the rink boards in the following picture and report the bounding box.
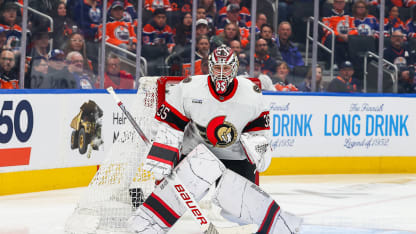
[1,89,416,195]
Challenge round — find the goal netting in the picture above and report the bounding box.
[65,76,184,234]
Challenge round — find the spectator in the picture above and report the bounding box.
[0,49,18,89]
[0,2,23,50]
[353,0,379,37]
[259,24,282,62]
[327,60,361,92]
[29,31,50,59]
[211,22,241,48]
[384,30,414,65]
[0,26,7,49]
[95,54,134,89]
[182,35,210,76]
[277,22,304,69]
[66,51,94,89]
[385,5,406,34]
[196,6,207,20]
[144,0,172,13]
[230,39,248,74]
[384,30,416,93]
[200,0,217,24]
[196,19,210,38]
[322,0,358,66]
[106,0,137,23]
[51,1,76,50]
[63,32,93,72]
[196,7,215,36]
[173,12,193,47]
[97,1,137,52]
[215,4,249,47]
[243,61,276,91]
[297,65,325,92]
[246,13,267,35]
[142,8,175,75]
[272,61,298,91]
[217,0,251,24]
[107,0,132,22]
[72,0,102,41]
[47,49,76,88]
[30,57,52,88]
[254,38,278,76]
[405,6,416,38]
[142,8,175,53]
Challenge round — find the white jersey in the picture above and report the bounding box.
[154,75,271,161]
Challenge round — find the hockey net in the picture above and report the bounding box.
[65,76,185,234]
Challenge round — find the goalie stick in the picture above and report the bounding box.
[106,87,256,234]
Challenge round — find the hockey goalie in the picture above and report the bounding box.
[128,45,303,233]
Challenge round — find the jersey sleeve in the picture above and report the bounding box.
[149,82,189,165]
[242,83,271,139]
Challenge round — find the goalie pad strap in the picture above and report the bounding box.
[143,193,180,227]
[258,201,280,234]
[148,142,179,167]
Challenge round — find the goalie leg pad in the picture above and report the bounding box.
[128,144,226,232]
[212,169,302,234]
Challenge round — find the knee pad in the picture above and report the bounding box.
[212,169,283,233]
[130,144,226,231]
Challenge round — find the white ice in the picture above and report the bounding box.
[1,174,415,234]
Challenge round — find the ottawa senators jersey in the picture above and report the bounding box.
[154,75,270,161]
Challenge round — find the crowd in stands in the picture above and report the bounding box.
[0,0,415,93]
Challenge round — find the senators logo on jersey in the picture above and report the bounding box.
[196,116,237,148]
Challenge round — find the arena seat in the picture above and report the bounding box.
[348,35,376,79]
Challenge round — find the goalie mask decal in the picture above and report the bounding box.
[198,116,237,148]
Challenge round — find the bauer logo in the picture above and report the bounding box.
[69,100,104,158]
[0,100,33,167]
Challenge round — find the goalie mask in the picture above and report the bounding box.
[208,45,239,94]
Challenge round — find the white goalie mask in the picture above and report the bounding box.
[208,45,239,94]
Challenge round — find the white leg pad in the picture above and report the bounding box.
[127,207,168,234]
[128,144,226,232]
[213,169,302,233]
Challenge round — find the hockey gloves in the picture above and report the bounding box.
[240,133,272,173]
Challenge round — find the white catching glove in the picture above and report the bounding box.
[240,133,272,172]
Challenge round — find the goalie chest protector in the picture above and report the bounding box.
[162,75,270,161]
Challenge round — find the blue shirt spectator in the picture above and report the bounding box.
[277,22,304,70]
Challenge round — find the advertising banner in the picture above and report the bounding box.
[2,91,416,174]
[266,93,416,157]
[0,90,139,173]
